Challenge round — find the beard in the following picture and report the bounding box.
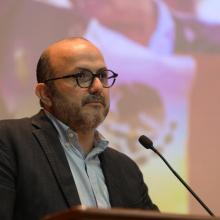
[49,89,110,133]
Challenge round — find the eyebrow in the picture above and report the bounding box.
[53,67,108,80]
[73,66,107,73]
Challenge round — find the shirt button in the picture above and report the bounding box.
[69,132,74,138]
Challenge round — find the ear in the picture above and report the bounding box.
[35,83,52,107]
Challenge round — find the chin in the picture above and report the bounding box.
[86,113,106,127]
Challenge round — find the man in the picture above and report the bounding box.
[0,37,158,220]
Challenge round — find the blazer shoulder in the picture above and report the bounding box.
[0,118,34,153]
[0,117,31,133]
[0,110,45,135]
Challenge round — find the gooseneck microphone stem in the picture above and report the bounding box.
[151,146,214,216]
[139,135,215,217]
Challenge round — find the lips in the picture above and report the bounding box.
[82,95,105,106]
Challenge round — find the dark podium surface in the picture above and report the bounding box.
[42,206,220,220]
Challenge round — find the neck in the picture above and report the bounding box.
[77,129,96,154]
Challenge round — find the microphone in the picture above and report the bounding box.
[138,135,215,216]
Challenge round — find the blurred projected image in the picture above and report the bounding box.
[1,0,220,214]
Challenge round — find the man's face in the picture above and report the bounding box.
[47,40,110,132]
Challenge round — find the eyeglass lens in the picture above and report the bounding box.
[76,70,115,88]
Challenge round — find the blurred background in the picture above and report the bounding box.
[1,0,220,215]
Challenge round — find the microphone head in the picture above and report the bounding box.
[138,135,153,149]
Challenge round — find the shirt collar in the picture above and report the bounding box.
[44,110,109,158]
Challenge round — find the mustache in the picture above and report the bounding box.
[82,95,106,106]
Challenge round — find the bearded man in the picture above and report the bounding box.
[0,37,158,220]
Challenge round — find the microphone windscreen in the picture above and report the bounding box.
[138,135,153,149]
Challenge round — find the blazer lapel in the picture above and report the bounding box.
[31,111,81,207]
[99,149,125,207]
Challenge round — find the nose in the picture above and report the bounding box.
[88,77,104,94]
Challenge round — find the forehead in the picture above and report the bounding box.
[48,39,106,75]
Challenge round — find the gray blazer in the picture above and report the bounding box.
[0,110,158,220]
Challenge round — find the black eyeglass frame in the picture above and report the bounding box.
[43,69,118,88]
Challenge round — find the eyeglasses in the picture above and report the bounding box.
[43,69,118,88]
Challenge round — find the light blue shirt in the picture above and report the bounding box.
[45,111,111,208]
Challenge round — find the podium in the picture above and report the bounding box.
[42,206,219,220]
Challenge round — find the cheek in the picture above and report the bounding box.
[54,82,83,102]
